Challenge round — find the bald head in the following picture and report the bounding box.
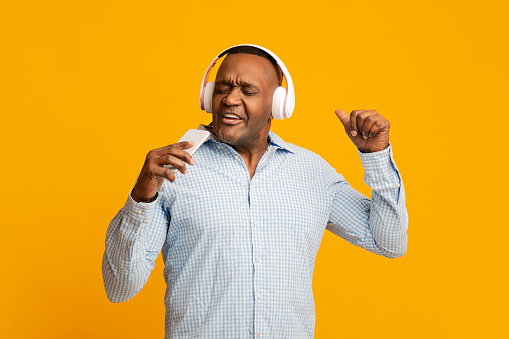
[221,48,283,87]
[215,53,281,94]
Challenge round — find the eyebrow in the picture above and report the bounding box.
[216,80,260,90]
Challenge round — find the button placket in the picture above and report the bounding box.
[250,179,266,338]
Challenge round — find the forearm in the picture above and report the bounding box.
[102,193,167,302]
[326,145,408,257]
[359,145,408,257]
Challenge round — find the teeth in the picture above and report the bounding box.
[224,113,241,119]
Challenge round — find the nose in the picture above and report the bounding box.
[223,87,242,106]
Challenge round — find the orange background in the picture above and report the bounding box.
[1,1,508,338]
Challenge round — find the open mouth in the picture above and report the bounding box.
[222,113,243,124]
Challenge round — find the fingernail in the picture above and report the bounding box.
[363,134,368,140]
[351,130,357,137]
[190,159,195,165]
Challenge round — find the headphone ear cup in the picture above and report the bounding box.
[284,94,295,119]
[204,82,215,113]
[272,86,286,120]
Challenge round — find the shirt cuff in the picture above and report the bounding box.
[123,190,158,220]
[358,144,392,171]
[358,144,403,191]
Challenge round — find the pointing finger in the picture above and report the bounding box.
[334,109,350,132]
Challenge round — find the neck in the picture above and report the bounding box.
[204,123,270,179]
[233,137,269,180]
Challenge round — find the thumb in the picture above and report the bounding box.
[334,109,350,132]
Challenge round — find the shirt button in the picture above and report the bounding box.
[253,220,257,225]
[256,333,261,337]
[136,209,142,214]
[216,145,221,150]
[256,257,261,262]
[257,293,262,299]
[396,183,401,187]
[234,155,239,160]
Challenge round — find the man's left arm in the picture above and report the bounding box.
[325,109,408,258]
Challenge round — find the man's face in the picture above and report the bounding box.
[211,53,279,148]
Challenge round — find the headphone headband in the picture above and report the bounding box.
[199,44,295,119]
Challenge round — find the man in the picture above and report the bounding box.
[102,45,408,338]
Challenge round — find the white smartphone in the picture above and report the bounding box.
[163,129,211,173]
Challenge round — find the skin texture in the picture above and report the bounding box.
[211,53,280,178]
[131,52,391,203]
[131,141,195,203]
[335,109,390,153]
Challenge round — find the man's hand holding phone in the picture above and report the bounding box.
[131,142,196,203]
[131,129,210,203]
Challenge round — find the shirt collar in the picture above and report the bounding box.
[199,124,296,154]
[268,130,296,154]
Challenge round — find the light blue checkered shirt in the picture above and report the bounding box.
[102,130,408,338]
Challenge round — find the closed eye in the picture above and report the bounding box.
[215,84,230,94]
[242,89,257,96]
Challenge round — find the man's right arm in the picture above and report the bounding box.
[102,141,195,302]
[101,193,168,302]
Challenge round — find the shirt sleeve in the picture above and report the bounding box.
[102,190,169,302]
[325,145,408,258]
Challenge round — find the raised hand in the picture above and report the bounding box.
[131,142,195,203]
[335,109,390,153]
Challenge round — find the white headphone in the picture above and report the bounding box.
[199,44,295,120]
